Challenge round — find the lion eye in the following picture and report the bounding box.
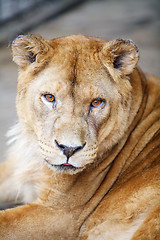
[44,94,55,102]
[91,99,103,108]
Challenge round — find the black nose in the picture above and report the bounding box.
[55,140,86,159]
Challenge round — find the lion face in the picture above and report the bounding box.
[12,35,139,174]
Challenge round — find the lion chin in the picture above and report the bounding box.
[0,34,160,240]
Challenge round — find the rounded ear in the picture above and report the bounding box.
[99,39,139,77]
[11,34,53,69]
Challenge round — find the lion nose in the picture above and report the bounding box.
[55,140,86,159]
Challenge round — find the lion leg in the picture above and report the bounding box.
[0,203,77,240]
[131,205,160,240]
[0,203,54,240]
[0,159,22,207]
[0,160,16,203]
[0,159,38,209]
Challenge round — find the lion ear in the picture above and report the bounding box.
[12,34,52,69]
[100,39,139,76]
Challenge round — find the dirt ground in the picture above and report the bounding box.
[0,0,160,162]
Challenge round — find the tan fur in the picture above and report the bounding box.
[0,34,160,239]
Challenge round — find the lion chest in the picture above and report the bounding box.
[79,196,147,240]
[79,170,160,240]
[81,217,145,240]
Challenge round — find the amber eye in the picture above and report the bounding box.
[91,99,103,108]
[44,94,55,102]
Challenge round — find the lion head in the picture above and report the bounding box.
[12,34,139,174]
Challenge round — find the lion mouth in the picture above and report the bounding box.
[63,162,72,166]
[44,159,79,172]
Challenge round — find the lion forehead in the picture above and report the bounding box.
[32,44,114,100]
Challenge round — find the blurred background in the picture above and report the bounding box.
[0,0,160,161]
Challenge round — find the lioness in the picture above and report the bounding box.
[0,34,159,240]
